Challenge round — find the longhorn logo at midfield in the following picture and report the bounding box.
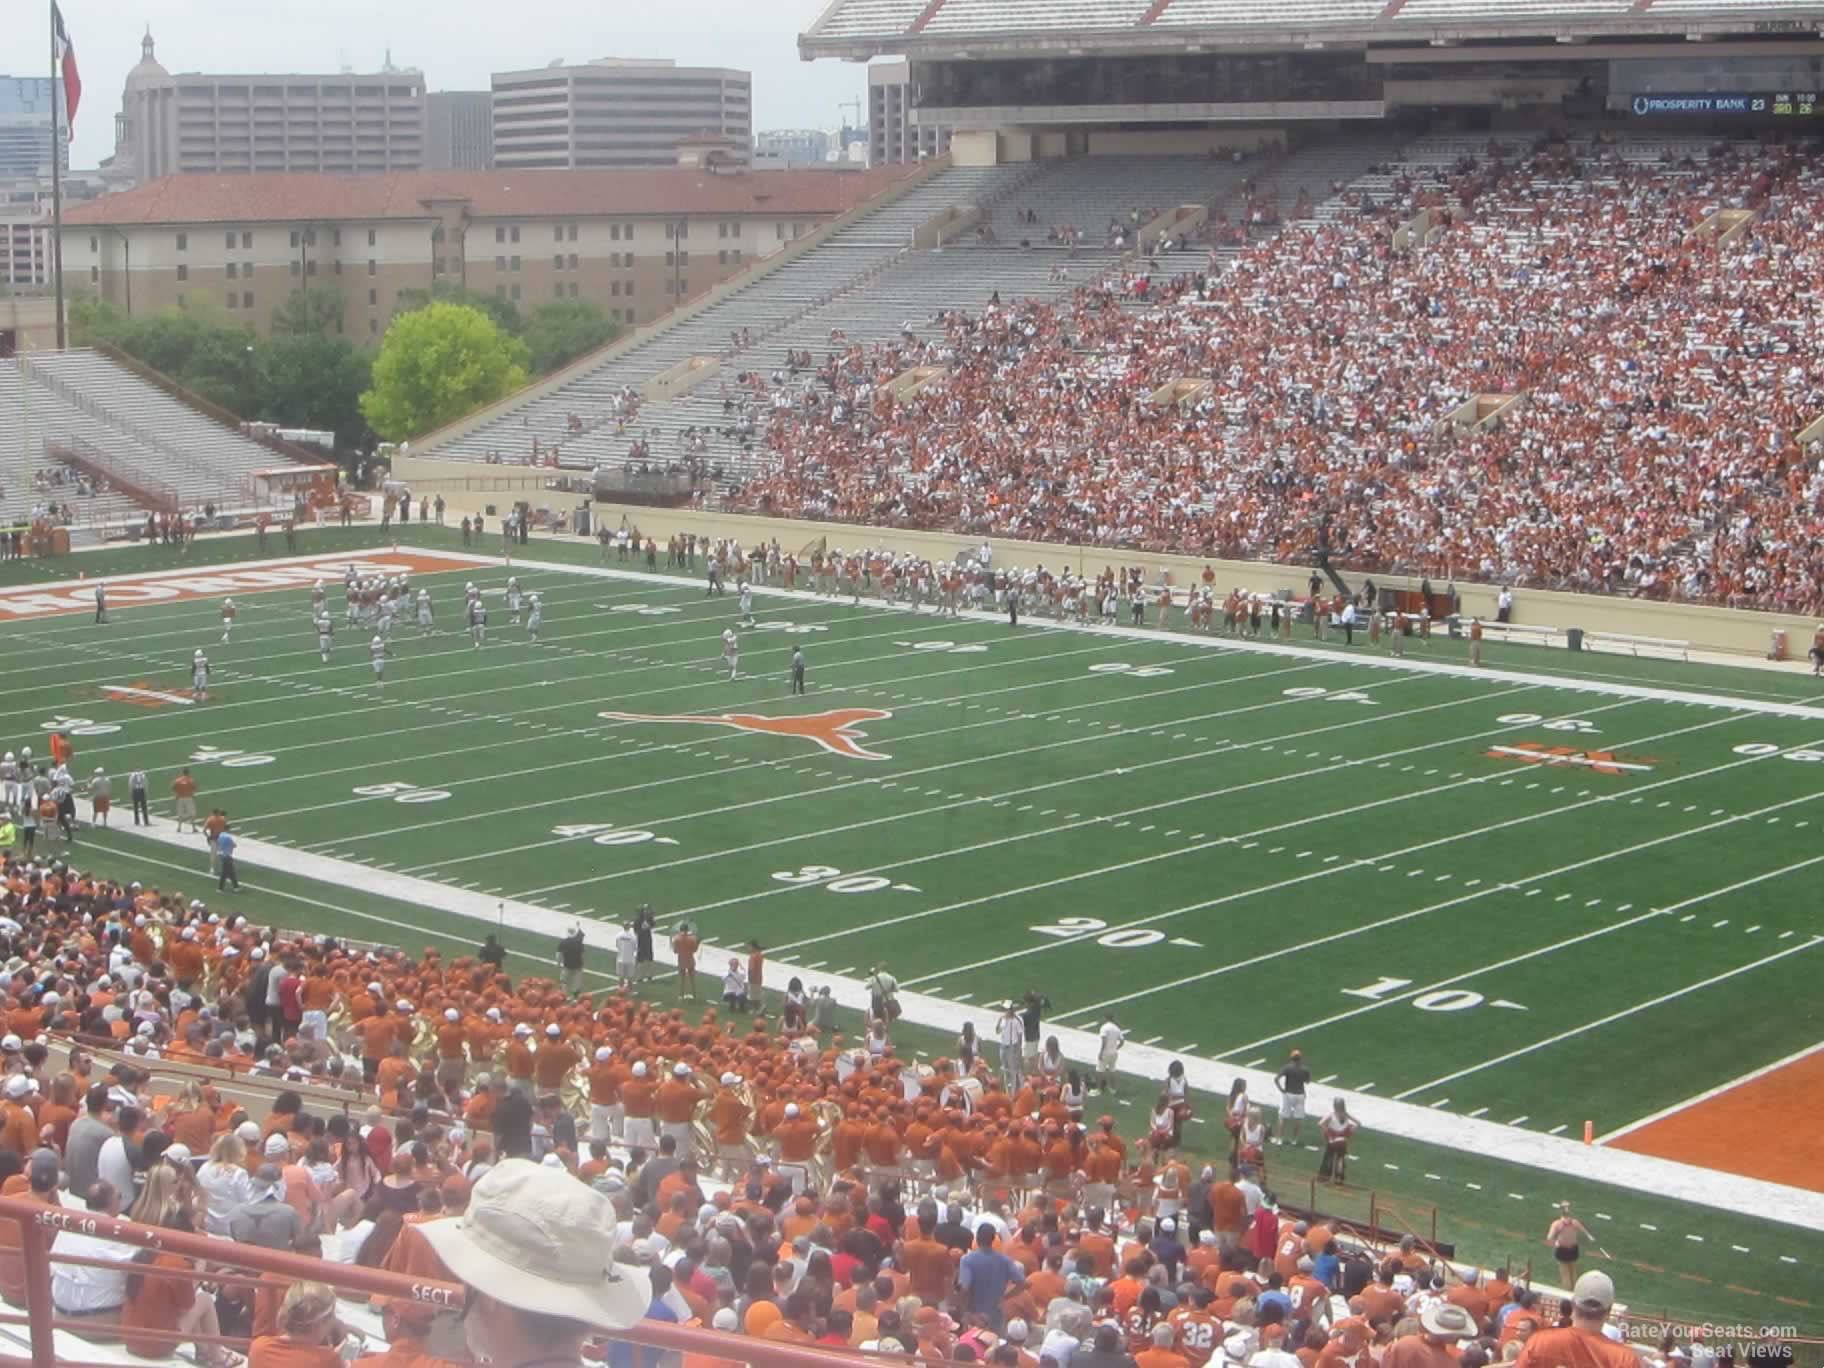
[597,707,895,761]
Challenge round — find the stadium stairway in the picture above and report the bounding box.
[417,143,1408,491]
[2,351,288,534]
[423,164,1030,468]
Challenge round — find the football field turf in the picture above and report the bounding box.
[3,526,1821,1330]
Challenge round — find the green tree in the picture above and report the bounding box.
[256,332,373,453]
[520,297,621,375]
[109,307,261,415]
[392,279,522,334]
[269,287,347,336]
[359,301,529,440]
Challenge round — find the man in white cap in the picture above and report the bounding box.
[1514,1272,1636,1368]
[587,1046,622,1144]
[419,1158,650,1366]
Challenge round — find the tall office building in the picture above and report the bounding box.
[0,76,68,179]
[427,91,493,169]
[109,32,427,182]
[492,59,751,170]
[869,61,949,166]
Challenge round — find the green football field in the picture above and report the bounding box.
[3,526,1821,1332]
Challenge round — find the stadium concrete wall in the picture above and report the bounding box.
[566,500,1812,663]
[381,475,1811,660]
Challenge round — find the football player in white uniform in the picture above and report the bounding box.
[721,627,739,681]
[506,575,523,624]
[311,579,326,616]
[377,592,396,652]
[0,752,17,809]
[525,592,543,643]
[737,578,754,628]
[315,612,334,663]
[220,597,237,643]
[191,649,210,701]
[468,596,488,648]
[416,588,434,635]
[370,635,387,688]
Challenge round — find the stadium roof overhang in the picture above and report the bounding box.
[799,4,1824,62]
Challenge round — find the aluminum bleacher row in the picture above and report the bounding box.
[424,142,1402,485]
[803,0,1824,38]
[1,351,287,534]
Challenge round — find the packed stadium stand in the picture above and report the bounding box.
[722,132,1824,612]
[2,350,305,535]
[0,856,1778,1368]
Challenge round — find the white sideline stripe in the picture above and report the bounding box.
[948,715,1806,1010]
[452,553,1824,722]
[100,818,1824,1239]
[1228,847,1824,1067]
[1596,1040,1824,1144]
[0,572,659,681]
[1395,936,1824,1099]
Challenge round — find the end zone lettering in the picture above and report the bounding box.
[0,551,475,618]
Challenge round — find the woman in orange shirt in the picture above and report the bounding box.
[250,1282,345,1368]
[122,1172,240,1366]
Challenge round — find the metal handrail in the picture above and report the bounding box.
[0,1194,883,1368]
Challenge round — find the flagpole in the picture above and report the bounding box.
[49,0,67,350]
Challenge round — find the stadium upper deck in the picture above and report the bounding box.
[802,0,1824,57]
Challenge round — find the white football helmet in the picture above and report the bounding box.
[194,649,205,660]
[372,636,382,646]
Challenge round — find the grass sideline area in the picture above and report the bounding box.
[2,523,1821,1333]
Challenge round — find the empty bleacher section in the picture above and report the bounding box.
[417,143,1399,490]
[2,350,313,535]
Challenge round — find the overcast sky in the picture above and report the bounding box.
[58,0,870,170]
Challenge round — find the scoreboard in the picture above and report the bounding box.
[1630,91,1820,117]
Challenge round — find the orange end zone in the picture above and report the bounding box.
[0,550,487,619]
[1605,1045,1824,1192]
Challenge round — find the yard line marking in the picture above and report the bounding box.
[1318,1074,1339,1084]
[1141,1036,1163,1046]
[1177,1043,1200,1053]
[952,992,973,1002]
[1732,1245,1751,1254]
[1208,844,1824,1059]
[948,742,1824,1016]
[647,686,1612,927]
[1509,1115,1529,1125]
[384,655,1387,871]
[1429,1098,1451,1108]
[1745,925,1761,934]
[1393,935,1824,1099]
[1549,1124,1568,1134]
[1468,1107,1488,1117]
[1244,1056,1267,1067]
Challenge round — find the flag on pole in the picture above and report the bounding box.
[53,3,81,128]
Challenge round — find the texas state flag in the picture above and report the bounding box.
[53,3,81,128]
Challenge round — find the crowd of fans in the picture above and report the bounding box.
[729,135,1824,614]
[0,852,1798,1368]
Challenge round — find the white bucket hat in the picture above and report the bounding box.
[418,1159,650,1330]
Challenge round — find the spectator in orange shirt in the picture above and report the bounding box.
[250,1282,344,1368]
[352,1298,465,1368]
